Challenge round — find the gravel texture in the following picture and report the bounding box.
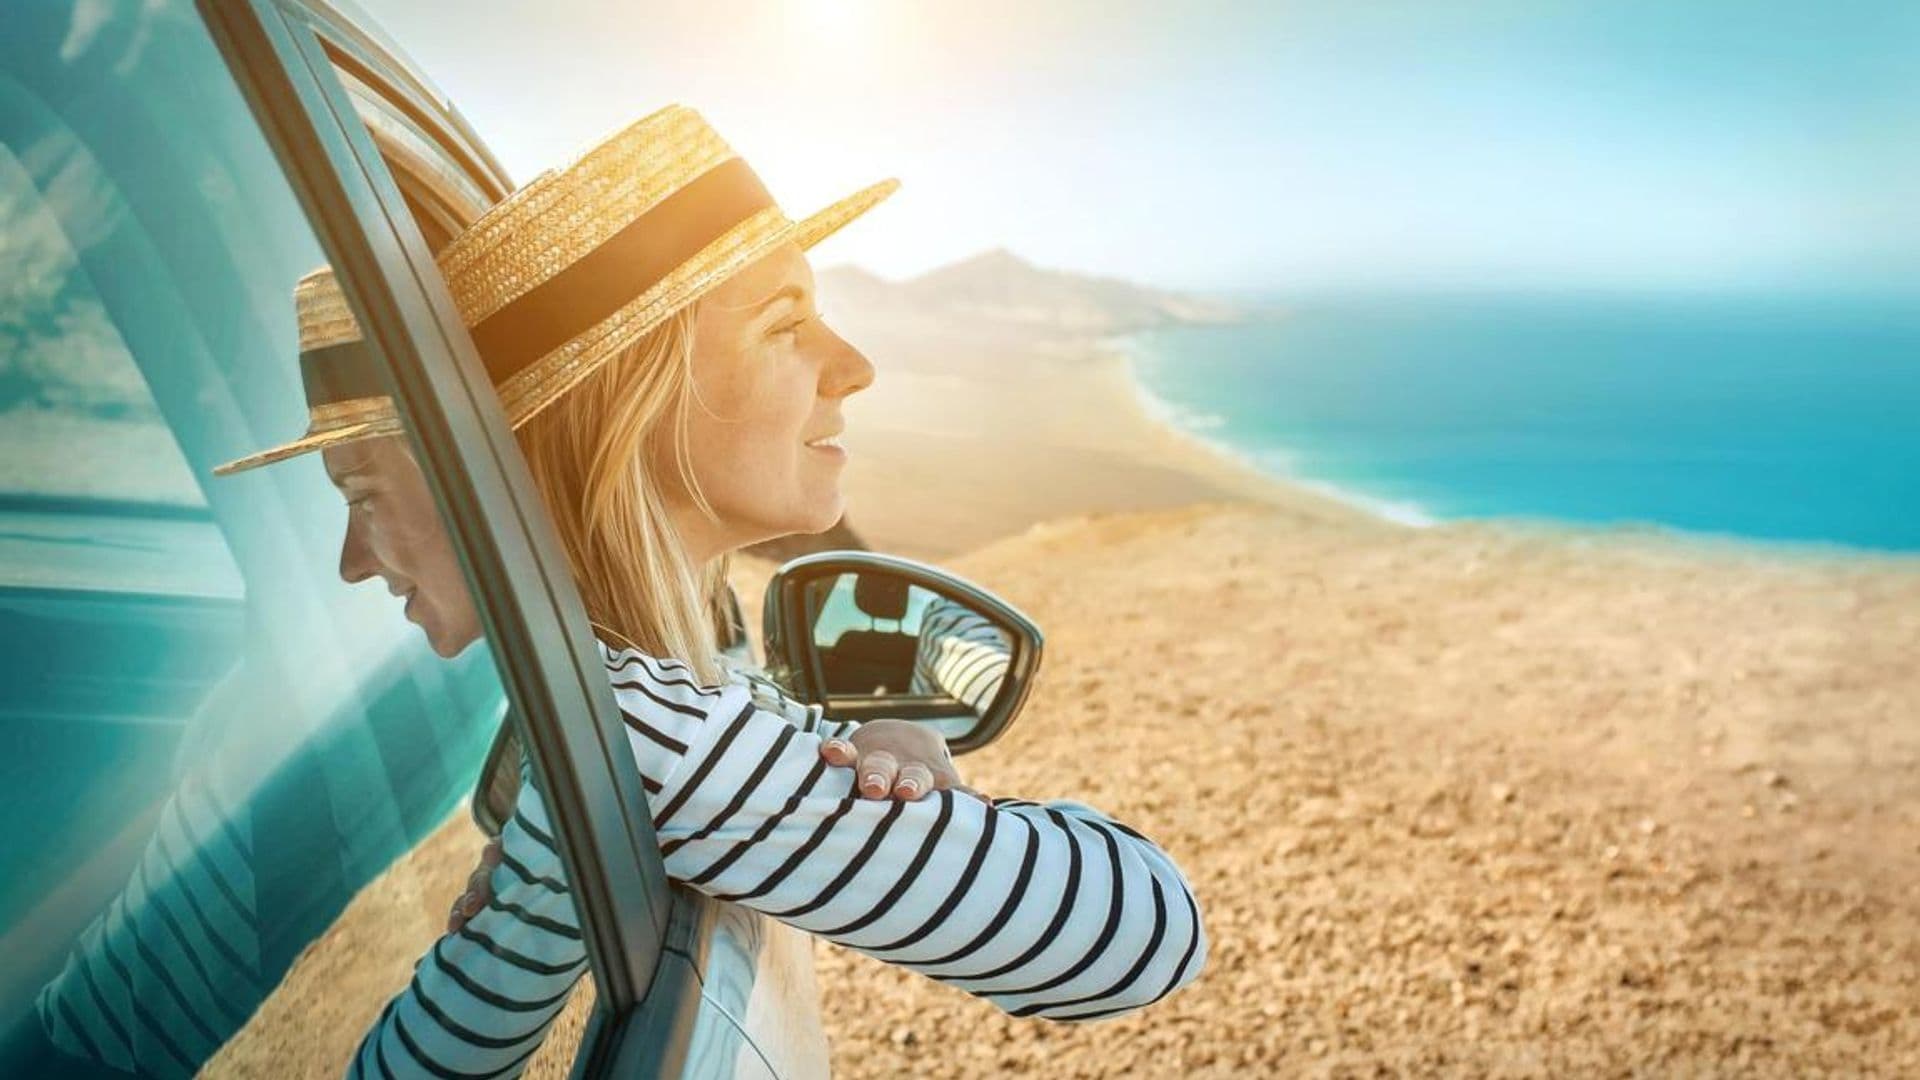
[796,505,1920,1078]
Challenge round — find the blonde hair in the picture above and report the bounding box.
[514,305,731,686]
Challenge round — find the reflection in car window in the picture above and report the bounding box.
[0,2,543,1075]
[0,144,201,508]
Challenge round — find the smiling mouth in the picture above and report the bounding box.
[805,434,845,452]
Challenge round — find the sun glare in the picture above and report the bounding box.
[790,0,868,43]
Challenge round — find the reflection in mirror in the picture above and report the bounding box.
[806,572,1014,740]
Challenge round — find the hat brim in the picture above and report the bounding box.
[499,177,900,428]
[212,417,404,476]
[791,177,900,255]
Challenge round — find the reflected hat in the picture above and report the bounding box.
[216,104,896,476]
[212,268,402,474]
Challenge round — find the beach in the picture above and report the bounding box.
[205,267,1920,1078]
[820,275,1375,561]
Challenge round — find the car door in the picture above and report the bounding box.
[0,0,820,1076]
[216,3,832,1076]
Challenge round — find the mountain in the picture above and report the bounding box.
[817,249,1240,337]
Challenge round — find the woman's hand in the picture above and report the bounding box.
[448,835,503,934]
[821,719,981,801]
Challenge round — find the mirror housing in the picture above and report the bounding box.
[762,551,1043,754]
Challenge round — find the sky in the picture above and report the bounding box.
[353,0,1920,294]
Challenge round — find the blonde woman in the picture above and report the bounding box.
[221,106,1206,1076]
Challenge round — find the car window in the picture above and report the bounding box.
[334,62,496,251]
[0,3,587,1075]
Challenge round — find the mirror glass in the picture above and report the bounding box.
[803,572,1014,739]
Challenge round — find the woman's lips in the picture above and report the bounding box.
[805,434,847,461]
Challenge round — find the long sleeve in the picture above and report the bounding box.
[721,655,860,742]
[908,598,1013,713]
[613,642,1206,1021]
[348,763,586,1079]
[35,776,263,1080]
[351,641,1206,1076]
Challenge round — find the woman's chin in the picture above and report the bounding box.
[784,488,845,537]
[719,492,846,552]
[809,494,848,534]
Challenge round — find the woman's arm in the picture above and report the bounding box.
[348,765,585,1079]
[722,657,860,741]
[614,643,1207,1021]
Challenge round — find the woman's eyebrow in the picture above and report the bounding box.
[749,284,807,318]
[325,457,378,487]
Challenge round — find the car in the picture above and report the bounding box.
[0,0,1039,1076]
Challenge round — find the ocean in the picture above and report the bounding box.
[1126,293,1920,553]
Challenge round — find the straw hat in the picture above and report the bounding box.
[216,104,896,475]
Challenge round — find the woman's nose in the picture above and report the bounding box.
[338,520,379,584]
[820,325,874,398]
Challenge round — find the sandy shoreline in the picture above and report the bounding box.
[832,309,1383,560]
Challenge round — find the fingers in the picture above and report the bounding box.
[448,887,485,933]
[820,737,857,767]
[895,762,935,801]
[858,751,899,800]
[448,837,505,933]
[823,724,973,802]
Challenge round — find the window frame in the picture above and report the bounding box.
[192,0,699,1074]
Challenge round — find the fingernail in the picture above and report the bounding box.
[862,776,885,797]
[897,780,919,798]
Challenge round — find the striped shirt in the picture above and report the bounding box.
[909,596,1013,712]
[33,774,264,1078]
[351,640,1207,1077]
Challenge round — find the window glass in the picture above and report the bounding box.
[0,3,584,1075]
[808,570,936,649]
[336,65,493,253]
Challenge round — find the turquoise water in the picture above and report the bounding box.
[1128,294,1920,552]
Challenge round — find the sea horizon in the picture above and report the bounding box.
[1124,289,1920,555]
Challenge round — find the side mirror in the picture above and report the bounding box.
[762,551,1042,755]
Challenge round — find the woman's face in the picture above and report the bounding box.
[325,436,482,657]
[662,243,875,558]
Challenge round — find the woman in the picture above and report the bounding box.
[223,105,1206,1076]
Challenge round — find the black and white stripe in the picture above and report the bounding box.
[351,639,1205,1076]
[910,598,1013,712]
[350,765,583,1079]
[35,776,262,1080]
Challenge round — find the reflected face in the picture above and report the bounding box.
[662,243,875,557]
[323,436,481,657]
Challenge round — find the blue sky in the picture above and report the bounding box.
[356,0,1919,293]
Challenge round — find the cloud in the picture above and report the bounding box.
[0,135,153,420]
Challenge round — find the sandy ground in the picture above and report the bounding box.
[774,508,1920,1078]
[206,300,1920,1076]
